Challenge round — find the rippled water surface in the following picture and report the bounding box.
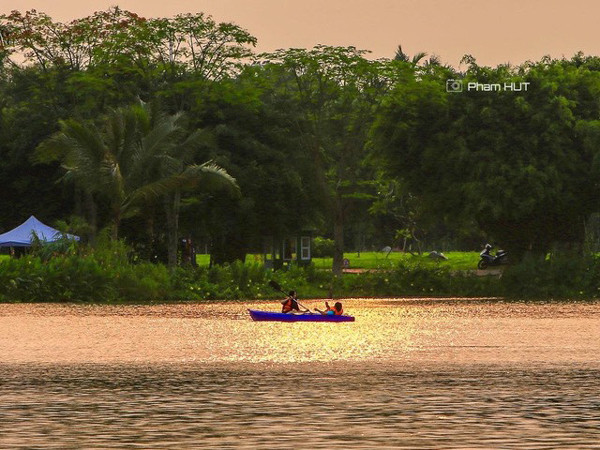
[1,299,599,448]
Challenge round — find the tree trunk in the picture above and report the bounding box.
[307,139,345,275]
[144,214,156,262]
[85,190,97,243]
[74,186,83,218]
[111,213,120,240]
[165,190,181,268]
[332,195,344,276]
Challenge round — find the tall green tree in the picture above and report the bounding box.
[180,73,322,265]
[0,8,257,114]
[0,8,255,75]
[257,46,395,274]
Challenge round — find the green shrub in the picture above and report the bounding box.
[501,252,600,299]
[170,261,273,300]
[340,259,497,297]
[0,237,173,303]
[0,254,114,302]
[115,263,171,301]
[312,237,335,258]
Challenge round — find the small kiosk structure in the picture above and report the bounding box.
[262,231,313,270]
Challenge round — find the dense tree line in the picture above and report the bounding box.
[2,8,600,272]
[371,55,600,257]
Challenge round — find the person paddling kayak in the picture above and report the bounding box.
[281,290,302,314]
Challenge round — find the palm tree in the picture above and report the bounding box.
[394,45,446,74]
[37,100,239,266]
[394,45,428,65]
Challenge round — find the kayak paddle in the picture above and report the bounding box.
[268,280,310,312]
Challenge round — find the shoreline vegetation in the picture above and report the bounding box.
[1,240,599,303]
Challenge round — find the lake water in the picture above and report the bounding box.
[1,299,599,448]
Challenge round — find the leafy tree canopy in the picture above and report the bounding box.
[371,55,600,255]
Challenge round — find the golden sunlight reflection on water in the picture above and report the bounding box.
[1,299,599,365]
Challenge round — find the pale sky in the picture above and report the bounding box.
[3,0,600,67]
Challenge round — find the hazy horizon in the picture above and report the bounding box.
[4,0,600,67]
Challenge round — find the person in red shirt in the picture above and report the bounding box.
[281,290,300,314]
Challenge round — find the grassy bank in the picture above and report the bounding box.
[194,251,481,271]
[310,251,480,270]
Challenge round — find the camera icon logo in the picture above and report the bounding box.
[446,79,463,93]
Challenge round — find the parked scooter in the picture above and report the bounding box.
[478,244,508,269]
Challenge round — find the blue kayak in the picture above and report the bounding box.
[248,309,355,322]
